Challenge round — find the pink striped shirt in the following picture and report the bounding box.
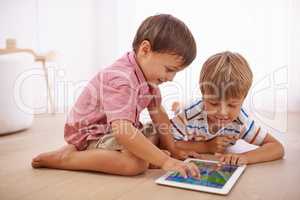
[64,52,161,150]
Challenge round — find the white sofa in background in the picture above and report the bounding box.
[0,52,34,135]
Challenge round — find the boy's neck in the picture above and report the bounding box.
[134,52,149,83]
[207,117,233,135]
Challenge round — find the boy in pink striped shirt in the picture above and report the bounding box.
[32,14,200,178]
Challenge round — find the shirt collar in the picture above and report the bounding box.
[128,51,147,85]
[128,51,155,94]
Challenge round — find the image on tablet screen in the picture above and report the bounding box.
[165,160,238,189]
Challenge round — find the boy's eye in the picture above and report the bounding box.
[209,102,219,106]
[165,66,176,72]
[228,104,238,108]
[165,68,173,72]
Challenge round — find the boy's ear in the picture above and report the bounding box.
[138,40,152,56]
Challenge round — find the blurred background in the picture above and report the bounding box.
[0,0,299,135]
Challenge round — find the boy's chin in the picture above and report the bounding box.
[147,80,161,87]
[149,80,163,85]
[216,119,232,125]
[155,79,164,85]
[209,117,232,126]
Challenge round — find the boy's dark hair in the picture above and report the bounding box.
[132,14,196,66]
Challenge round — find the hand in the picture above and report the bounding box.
[207,135,239,153]
[170,148,203,160]
[171,101,181,114]
[162,157,201,179]
[215,153,248,166]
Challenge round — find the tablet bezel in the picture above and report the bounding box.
[155,158,246,195]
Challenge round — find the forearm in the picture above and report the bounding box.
[243,142,285,164]
[156,116,176,151]
[113,121,169,167]
[149,106,176,151]
[175,140,210,153]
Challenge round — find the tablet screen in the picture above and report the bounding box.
[165,160,238,189]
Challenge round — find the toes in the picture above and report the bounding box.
[32,155,41,162]
[31,160,42,168]
[31,154,45,168]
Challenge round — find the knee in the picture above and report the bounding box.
[122,159,149,176]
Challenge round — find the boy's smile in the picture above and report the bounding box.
[203,97,244,129]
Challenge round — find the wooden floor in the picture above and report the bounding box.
[0,113,300,200]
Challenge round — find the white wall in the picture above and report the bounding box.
[0,0,298,125]
[0,0,37,49]
[36,0,98,114]
[289,0,300,112]
[0,0,99,114]
[115,0,289,105]
[111,0,296,133]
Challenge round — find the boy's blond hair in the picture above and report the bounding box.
[199,51,253,100]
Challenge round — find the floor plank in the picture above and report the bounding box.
[0,113,299,200]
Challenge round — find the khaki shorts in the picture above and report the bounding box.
[87,123,157,151]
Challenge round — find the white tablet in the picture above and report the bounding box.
[155,158,246,195]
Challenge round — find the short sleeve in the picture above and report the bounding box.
[239,108,268,145]
[183,99,203,120]
[101,73,138,124]
[170,98,205,141]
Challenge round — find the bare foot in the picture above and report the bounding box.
[31,145,76,169]
[149,150,171,169]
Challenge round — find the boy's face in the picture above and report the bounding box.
[136,41,185,85]
[203,96,244,127]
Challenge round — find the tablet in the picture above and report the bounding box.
[155,158,246,195]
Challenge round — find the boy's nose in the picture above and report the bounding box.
[219,104,229,115]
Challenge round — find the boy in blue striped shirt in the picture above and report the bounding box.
[170,51,284,165]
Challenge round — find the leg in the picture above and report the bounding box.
[32,144,149,176]
[147,134,159,146]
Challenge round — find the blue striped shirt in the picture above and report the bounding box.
[170,99,267,145]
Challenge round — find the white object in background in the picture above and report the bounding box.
[0,52,34,135]
[0,39,56,115]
